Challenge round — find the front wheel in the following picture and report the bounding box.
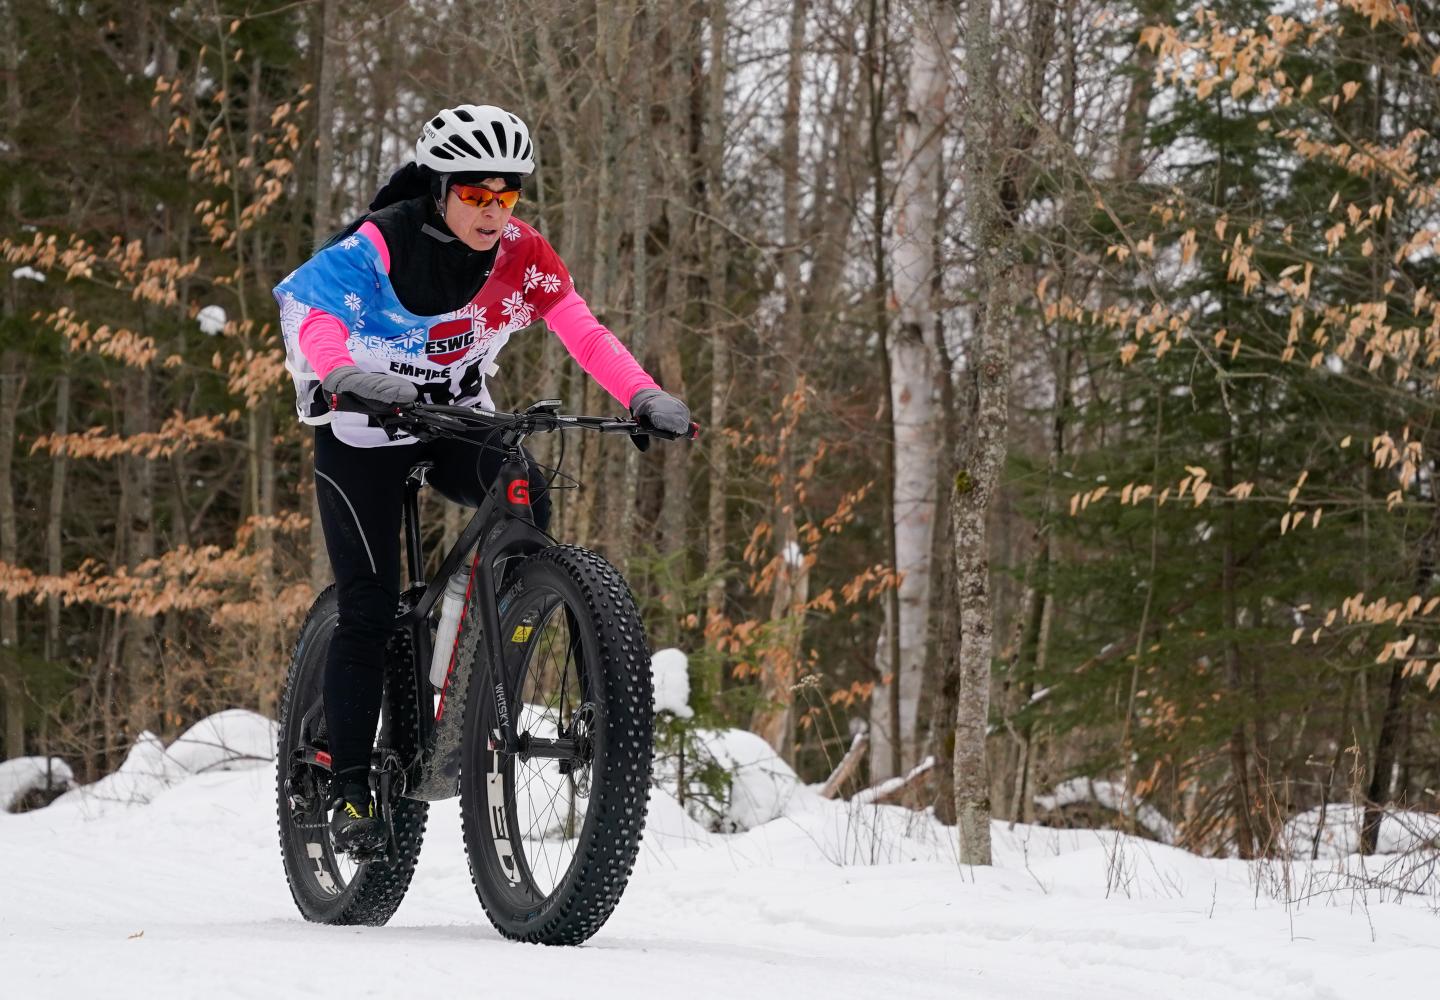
[459,545,654,945]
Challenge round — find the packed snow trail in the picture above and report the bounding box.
[3,749,1437,998]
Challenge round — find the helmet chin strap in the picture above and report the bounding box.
[433,171,450,217]
[424,172,464,244]
[422,222,461,244]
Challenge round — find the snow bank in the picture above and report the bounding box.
[165,709,278,773]
[0,756,74,811]
[1034,777,1178,844]
[1282,804,1440,858]
[650,647,693,718]
[691,727,815,832]
[50,731,185,810]
[48,710,276,814]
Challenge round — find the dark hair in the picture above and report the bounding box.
[370,161,436,211]
[314,162,437,251]
[314,162,524,251]
[450,171,524,191]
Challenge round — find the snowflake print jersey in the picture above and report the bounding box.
[273,216,575,447]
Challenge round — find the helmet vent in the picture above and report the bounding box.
[520,139,532,162]
[454,108,474,123]
[429,146,455,160]
[491,121,509,157]
[431,117,444,129]
[472,130,495,157]
[448,134,482,159]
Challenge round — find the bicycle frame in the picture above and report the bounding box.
[294,399,695,805]
[394,438,552,800]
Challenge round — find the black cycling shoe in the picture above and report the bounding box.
[330,782,385,855]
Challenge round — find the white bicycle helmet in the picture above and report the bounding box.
[416,105,535,176]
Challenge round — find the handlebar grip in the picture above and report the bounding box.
[629,421,698,452]
[329,391,407,417]
[634,419,700,441]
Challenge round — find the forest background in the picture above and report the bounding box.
[3,0,1439,865]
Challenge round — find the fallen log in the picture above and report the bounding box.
[819,730,869,799]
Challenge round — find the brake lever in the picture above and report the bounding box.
[631,420,700,445]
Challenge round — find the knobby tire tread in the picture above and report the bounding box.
[459,544,654,945]
[276,586,429,926]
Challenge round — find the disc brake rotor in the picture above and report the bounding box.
[565,702,598,797]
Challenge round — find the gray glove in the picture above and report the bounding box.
[630,387,691,437]
[321,365,418,408]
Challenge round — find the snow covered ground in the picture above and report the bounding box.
[3,722,1437,999]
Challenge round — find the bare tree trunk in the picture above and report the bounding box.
[953,0,1013,866]
[309,0,338,593]
[701,0,731,671]
[258,402,279,717]
[0,350,25,757]
[1221,429,1258,857]
[569,3,630,551]
[0,0,27,758]
[1010,330,1070,824]
[45,368,69,663]
[871,0,946,779]
[121,365,156,739]
[867,0,900,781]
[657,0,695,561]
[657,330,689,555]
[612,66,652,571]
[929,535,960,825]
[312,0,337,237]
[749,0,809,758]
[1361,456,1440,852]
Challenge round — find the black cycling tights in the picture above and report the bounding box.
[314,424,552,793]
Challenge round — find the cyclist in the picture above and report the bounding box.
[272,104,689,853]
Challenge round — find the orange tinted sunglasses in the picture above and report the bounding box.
[450,183,521,210]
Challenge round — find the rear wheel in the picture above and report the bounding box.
[276,587,429,925]
[459,545,654,945]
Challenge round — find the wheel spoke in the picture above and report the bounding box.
[496,595,594,896]
[471,572,619,914]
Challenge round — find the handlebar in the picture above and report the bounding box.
[330,393,700,448]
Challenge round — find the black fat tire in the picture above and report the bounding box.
[276,586,429,926]
[459,545,654,945]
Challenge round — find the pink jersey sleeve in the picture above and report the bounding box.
[543,289,660,407]
[295,224,391,380]
[357,221,390,273]
[297,308,355,381]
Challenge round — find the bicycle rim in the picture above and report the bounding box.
[488,588,599,906]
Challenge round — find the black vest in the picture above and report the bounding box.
[366,197,497,317]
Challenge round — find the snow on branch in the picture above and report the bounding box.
[1034,778,1177,845]
[852,755,935,807]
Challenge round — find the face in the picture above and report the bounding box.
[443,177,518,252]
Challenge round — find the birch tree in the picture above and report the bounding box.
[871,0,950,779]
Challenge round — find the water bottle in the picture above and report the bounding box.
[428,566,471,689]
